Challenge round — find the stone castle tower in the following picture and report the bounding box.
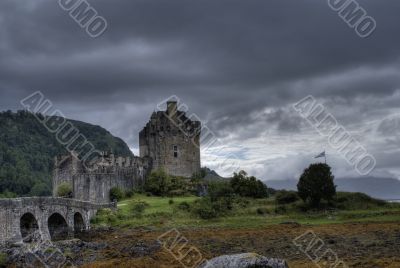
[53,100,201,202]
[139,101,201,177]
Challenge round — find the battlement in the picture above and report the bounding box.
[53,151,151,203]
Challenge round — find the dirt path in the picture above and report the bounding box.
[81,222,400,268]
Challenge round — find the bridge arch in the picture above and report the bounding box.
[74,212,85,234]
[48,213,69,241]
[20,212,40,243]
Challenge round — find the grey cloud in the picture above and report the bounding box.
[0,0,400,180]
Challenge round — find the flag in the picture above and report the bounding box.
[314,151,325,158]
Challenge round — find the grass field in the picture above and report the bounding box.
[91,194,400,229]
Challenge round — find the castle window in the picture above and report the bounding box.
[173,145,178,158]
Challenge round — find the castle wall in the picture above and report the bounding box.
[53,153,151,203]
[52,154,83,196]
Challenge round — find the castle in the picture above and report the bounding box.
[52,101,201,203]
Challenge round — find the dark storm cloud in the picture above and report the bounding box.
[0,0,400,179]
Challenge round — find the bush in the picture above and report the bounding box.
[125,189,134,198]
[57,182,72,198]
[169,199,174,205]
[234,197,250,208]
[275,190,299,204]
[192,198,219,219]
[335,192,386,210]
[168,189,187,196]
[110,187,124,202]
[91,208,117,224]
[131,201,149,217]
[0,191,17,198]
[208,181,234,201]
[256,207,269,215]
[274,205,287,214]
[178,201,190,211]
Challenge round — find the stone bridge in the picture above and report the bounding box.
[0,197,115,244]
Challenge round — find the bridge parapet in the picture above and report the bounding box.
[0,197,115,245]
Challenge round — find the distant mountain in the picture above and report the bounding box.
[0,110,133,197]
[202,167,226,181]
[266,177,400,200]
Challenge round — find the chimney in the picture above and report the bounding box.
[167,101,178,116]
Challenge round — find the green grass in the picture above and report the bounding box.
[91,194,400,230]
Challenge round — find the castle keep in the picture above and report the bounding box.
[53,101,201,202]
[139,101,201,177]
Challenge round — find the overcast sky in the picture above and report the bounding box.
[1,0,399,181]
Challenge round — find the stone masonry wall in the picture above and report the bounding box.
[0,197,114,245]
[139,101,201,177]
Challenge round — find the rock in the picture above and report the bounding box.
[200,253,289,268]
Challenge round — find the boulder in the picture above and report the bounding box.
[200,253,289,268]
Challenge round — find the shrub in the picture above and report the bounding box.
[297,163,336,207]
[131,201,149,217]
[178,201,191,211]
[0,191,17,198]
[335,192,386,210]
[256,207,269,215]
[208,181,234,201]
[169,199,174,205]
[192,198,219,219]
[110,187,124,202]
[57,182,72,198]
[275,190,299,204]
[91,208,117,224]
[168,189,187,196]
[125,189,134,198]
[274,205,287,214]
[234,197,250,208]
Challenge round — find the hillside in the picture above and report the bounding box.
[0,110,133,197]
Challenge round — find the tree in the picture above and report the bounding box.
[230,170,268,198]
[144,169,172,196]
[30,182,51,196]
[297,163,336,207]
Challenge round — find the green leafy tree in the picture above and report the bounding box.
[30,182,51,196]
[144,169,172,196]
[230,170,268,198]
[297,163,336,207]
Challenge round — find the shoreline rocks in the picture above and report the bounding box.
[200,253,289,268]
